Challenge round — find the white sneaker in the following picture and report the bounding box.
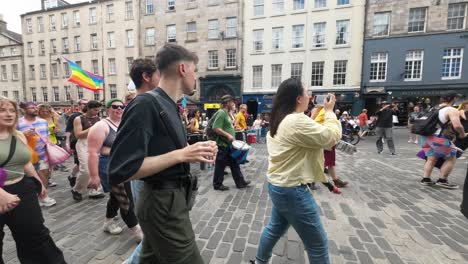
[408,140,413,143]
[103,222,123,235]
[88,189,105,199]
[39,196,57,207]
[414,140,419,144]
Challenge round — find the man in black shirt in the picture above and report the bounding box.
[108,44,217,264]
[375,101,398,155]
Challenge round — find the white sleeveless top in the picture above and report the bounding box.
[435,106,450,135]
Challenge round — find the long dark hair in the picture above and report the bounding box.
[270,78,304,138]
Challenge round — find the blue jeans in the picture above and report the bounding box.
[255,129,261,141]
[98,156,111,192]
[127,180,145,264]
[256,183,330,264]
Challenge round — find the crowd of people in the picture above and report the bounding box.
[0,43,467,264]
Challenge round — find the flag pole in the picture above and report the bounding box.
[101,55,106,103]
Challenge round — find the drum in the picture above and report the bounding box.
[247,133,256,144]
[229,140,250,164]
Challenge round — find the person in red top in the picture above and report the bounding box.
[358,109,369,138]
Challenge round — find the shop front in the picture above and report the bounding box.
[242,93,276,118]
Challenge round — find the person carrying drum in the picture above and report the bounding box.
[212,95,251,191]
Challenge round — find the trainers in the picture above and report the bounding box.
[414,140,419,144]
[48,181,57,187]
[103,222,123,235]
[214,185,229,191]
[68,175,76,188]
[435,179,459,189]
[237,180,251,189]
[420,177,434,186]
[39,196,57,207]
[333,179,349,188]
[71,189,83,201]
[408,140,413,143]
[89,189,105,199]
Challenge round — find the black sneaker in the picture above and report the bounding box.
[71,189,83,201]
[237,180,251,189]
[435,179,459,189]
[420,177,434,186]
[68,175,76,188]
[214,185,230,191]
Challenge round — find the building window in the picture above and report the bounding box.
[40,64,46,79]
[39,41,45,56]
[93,91,100,101]
[73,10,80,26]
[373,12,390,36]
[92,60,99,74]
[127,57,133,73]
[292,25,304,48]
[291,63,303,80]
[168,0,175,10]
[405,50,424,81]
[335,20,350,45]
[13,91,19,101]
[272,0,284,15]
[90,34,98,49]
[208,19,219,39]
[226,49,236,68]
[74,36,81,52]
[49,15,56,31]
[10,47,16,55]
[208,0,219,5]
[37,17,44,32]
[187,22,197,40]
[167,25,176,42]
[408,7,427,33]
[125,30,134,47]
[53,87,59,102]
[369,52,387,82]
[254,0,264,16]
[253,29,264,52]
[63,63,70,78]
[108,58,116,75]
[337,0,349,5]
[77,86,83,99]
[447,3,467,30]
[146,0,154,14]
[252,66,263,88]
[442,48,463,79]
[42,87,48,102]
[51,63,58,78]
[107,32,115,48]
[1,91,7,97]
[27,42,33,56]
[89,8,97,24]
[312,22,326,48]
[11,64,18,80]
[271,64,282,88]
[62,37,69,53]
[314,0,326,8]
[61,13,68,28]
[110,84,118,99]
[293,0,304,10]
[333,60,347,85]
[311,61,325,86]
[31,87,37,101]
[65,86,71,101]
[145,28,155,45]
[0,48,4,57]
[26,18,32,33]
[29,65,35,80]
[272,27,283,50]
[208,50,218,69]
[1,65,6,81]
[226,17,237,38]
[107,4,114,21]
[125,1,133,19]
[50,39,57,53]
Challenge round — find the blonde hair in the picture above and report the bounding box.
[458,100,468,111]
[0,96,20,135]
[124,90,137,104]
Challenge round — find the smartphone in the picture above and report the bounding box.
[314,95,329,105]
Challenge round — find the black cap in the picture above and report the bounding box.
[221,95,235,103]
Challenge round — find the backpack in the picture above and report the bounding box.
[205,110,222,140]
[411,106,447,136]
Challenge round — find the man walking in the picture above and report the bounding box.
[375,101,398,155]
[108,44,217,264]
[212,95,251,191]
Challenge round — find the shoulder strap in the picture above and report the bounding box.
[147,91,190,174]
[0,136,17,167]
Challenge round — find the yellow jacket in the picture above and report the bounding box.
[235,112,247,130]
[267,112,341,186]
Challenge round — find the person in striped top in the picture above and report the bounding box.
[17,102,56,207]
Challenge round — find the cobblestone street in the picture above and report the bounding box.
[3,129,468,264]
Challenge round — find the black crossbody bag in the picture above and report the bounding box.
[0,136,17,187]
[148,91,198,210]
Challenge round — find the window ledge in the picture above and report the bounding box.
[442,77,461,80]
[335,4,352,10]
[108,73,117,76]
[89,22,97,26]
[251,16,266,20]
[224,66,238,70]
[251,52,265,55]
[404,79,422,82]
[207,67,219,71]
[271,13,286,18]
[270,50,285,54]
[224,36,237,40]
[311,7,329,12]
[107,47,116,50]
[290,10,307,15]
[145,44,156,46]
[369,80,386,83]
[208,38,220,41]
[185,39,198,43]
[126,45,135,48]
[125,18,134,21]
[333,45,351,49]
[106,20,115,23]
[311,47,327,50]
[290,48,305,52]
[372,34,389,38]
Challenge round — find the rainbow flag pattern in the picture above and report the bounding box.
[65,58,103,92]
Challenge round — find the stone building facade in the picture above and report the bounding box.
[362,0,468,118]
[0,15,23,101]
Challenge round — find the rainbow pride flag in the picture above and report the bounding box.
[65,58,103,92]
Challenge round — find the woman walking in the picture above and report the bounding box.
[253,78,341,264]
[0,97,66,264]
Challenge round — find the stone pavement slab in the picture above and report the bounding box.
[3,128,467,263]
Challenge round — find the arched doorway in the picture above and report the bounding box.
[206,84,235,103]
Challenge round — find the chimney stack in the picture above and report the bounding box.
[0,14,7,33]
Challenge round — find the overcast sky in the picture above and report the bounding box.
[3,0,83,33]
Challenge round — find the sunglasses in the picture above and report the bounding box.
[110,105,125,109]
